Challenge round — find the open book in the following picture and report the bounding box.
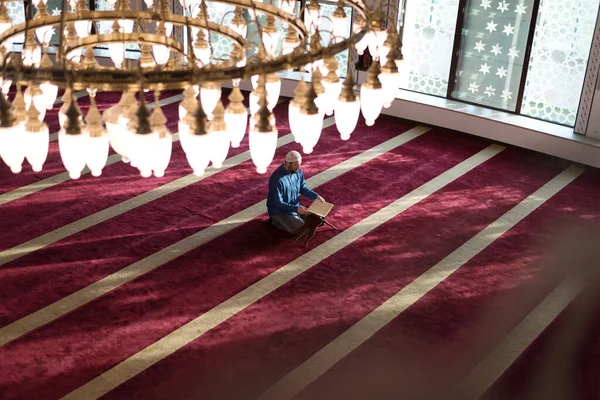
[308,199,334,218]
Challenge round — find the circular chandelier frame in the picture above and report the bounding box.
[0,0,370,91]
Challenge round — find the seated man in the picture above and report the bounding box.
[267,150,325,235]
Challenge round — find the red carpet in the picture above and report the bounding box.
[1,94,599,400]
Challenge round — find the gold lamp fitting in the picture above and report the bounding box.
[227,86,246,114]
[64,98,84,135]
[210,100,226,131]
[338,74,357,102]
[301,83,319,115]
[363,60,382,90]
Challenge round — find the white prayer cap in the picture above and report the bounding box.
[285,150,302,163]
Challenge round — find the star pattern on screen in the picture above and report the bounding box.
[456,1,530,105]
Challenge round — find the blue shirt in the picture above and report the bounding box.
[267,164,318,216]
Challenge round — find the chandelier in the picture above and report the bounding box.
[0,0,403,179]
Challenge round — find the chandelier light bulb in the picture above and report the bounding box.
[0,124,25,174]
[1,78,12,94]
[280,0,296,15]
[40,82,59,110]
[225,87,248,148]
[335,75,360,140]
[85,101,109,177]
[200,83,222,119]
[331,2,348,40]
[379,63,401,108]
[298,83,323,154]
[118,19,134,34]
[74,20,91,38]
[0,0,391,178]
[208,101,230,168]
[35,26,54,45]
[288,80,308,143]
[360,62,384,126]
[24,106,49,172]
[59,128,88,180]
[109,42,126,68]
[153,45,170,65]
[249,124,278,174]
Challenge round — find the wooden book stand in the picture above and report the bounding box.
[293,214,337,247]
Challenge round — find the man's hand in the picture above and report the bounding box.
[317,195,325,203]
[297,206,309,215]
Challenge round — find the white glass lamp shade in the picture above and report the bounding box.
[0,21,12,37]
[1,35,14,51]
[178,103,189,121]
[354,32,369,55]
[25,125,49,172]
[249,127,278,174]
[1,79,12,94]
[22,46,41,67]
[209,129,230,168]
[266,80,281,110]
[152,45,170,65]
[280,0,296,14]
[225,111,247,148]
[0,124,26,173]
[305,8,320,34]
[40,82,59,109]
[118,19,134,33]
[24,91,47,121]
[35,26,54,45]
[129,132,159,178]
[335,96,360,140]
[262,31,279,56]
[153,132,172,177]
[184,133,212,176]
[249,92,260,116]
[230,22,247,37]
[200,86,221,119]
[143,0,153,8]
[299,111,324,154]
[59,129,89,179]
[282,39,299,55]
[288,102,303,143]
[109,42,125,68]
[321,80,342,116]
[379,46,391,66]
[87,132,110,177]
[193,46,211,66]
[368,29,387,60]
[331,15,348,40]
[360,85,383,126]
[378,70,401,108]
[106,121,130,162]
[164,22,173,36]
[66,49,81,64]
[74,20,91,38]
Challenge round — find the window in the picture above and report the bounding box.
[394,0,600,127]
[521,0,600,125]
[450,0,536,111]
[400,0,461,96]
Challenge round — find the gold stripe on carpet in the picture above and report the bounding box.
[0,119,349,347]
[60,137,506,400]
[458,277,582,400]
[258,165,584,400]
